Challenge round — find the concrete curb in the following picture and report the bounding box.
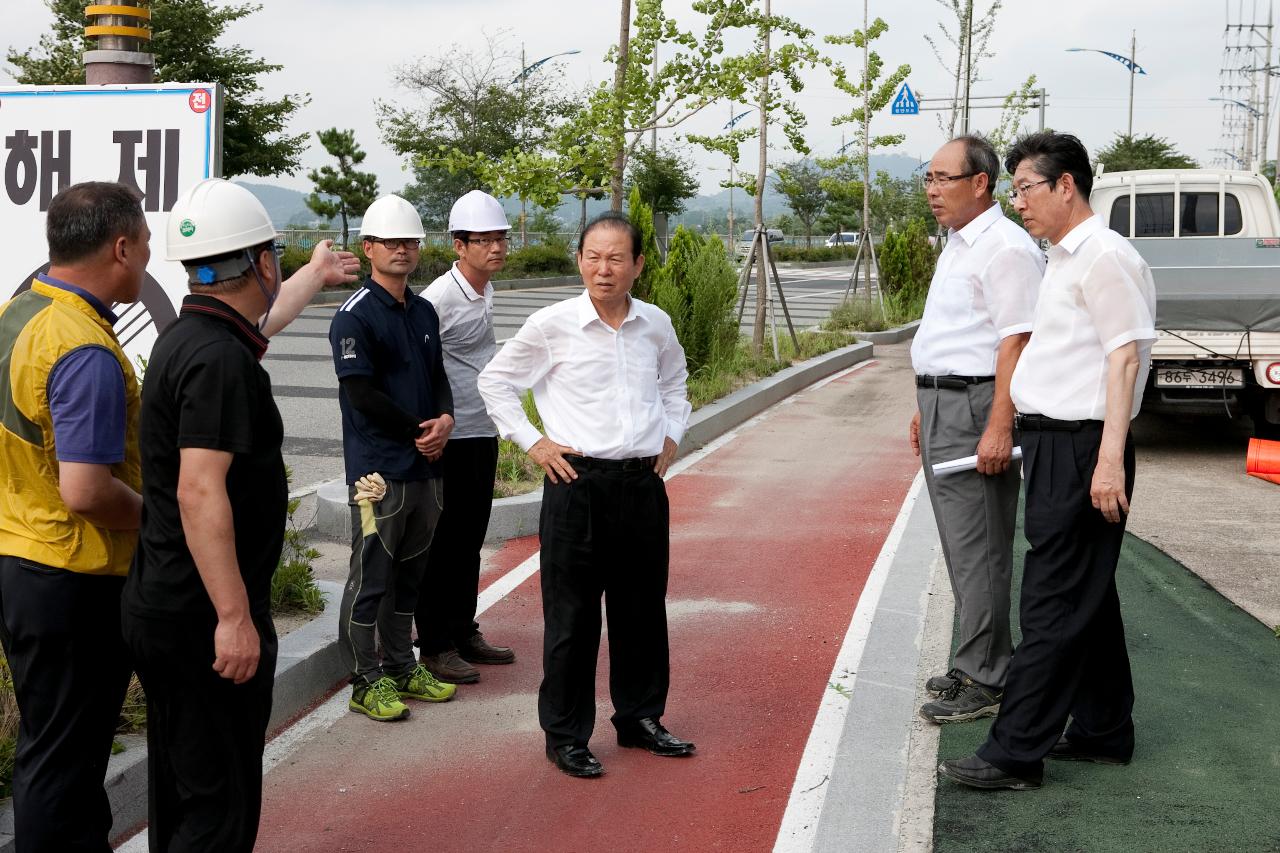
[310,339,874,543]
[776,259,860,269]
[856,319,921,345]
[308,275,582,306]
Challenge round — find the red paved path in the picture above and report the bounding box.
[256,355,920,852]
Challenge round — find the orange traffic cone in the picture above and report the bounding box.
[1246,438,1280,486]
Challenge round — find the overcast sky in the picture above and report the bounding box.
[4,0,1273,195]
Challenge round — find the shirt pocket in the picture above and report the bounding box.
[931,273,976,327]
[626,336,661,403]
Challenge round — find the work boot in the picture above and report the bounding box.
[350,676,411,722]
[456,631,516,665]
[925,667,963,695]
[919,676,1002,723]
[394,663,457,702]
[420,650,480,685]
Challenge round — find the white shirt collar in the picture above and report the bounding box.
[575,288,641,329]
[1053,214,1105,255]
[950,202,1004,247]
[449,262,490,302]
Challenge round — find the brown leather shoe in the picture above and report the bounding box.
[456,632,515,665]
[419,650,479,684]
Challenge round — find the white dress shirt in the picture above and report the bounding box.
[421,263,497,439]
[911,202,1045,377]
[1010,215,1157,421]
[477,290,691,459]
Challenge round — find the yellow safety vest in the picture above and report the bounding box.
[0,280,141,575]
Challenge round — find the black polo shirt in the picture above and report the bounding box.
[330,277,451,484]
[123,295,287,623]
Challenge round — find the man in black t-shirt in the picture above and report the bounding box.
[121,179,357,852]
[330,194,457,722]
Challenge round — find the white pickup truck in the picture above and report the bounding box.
[1090,168,1280,438]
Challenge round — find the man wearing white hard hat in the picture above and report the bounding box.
[121,178,358,852]
[330,194,457,723]
[415,190,517,684]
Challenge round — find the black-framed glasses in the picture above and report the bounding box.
[922,172,977,188]
[366,237,422,250]
[1007,178,1054,201]
[272,241,286,258]
[465,235,510,248]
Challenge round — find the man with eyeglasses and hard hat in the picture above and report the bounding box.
[415,190,517,685]
[939,131,1156,791]
[911,133,1044,726]
[121,177,359,851]
[331,194,457,723]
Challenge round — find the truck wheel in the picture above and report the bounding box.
[1251,390,1280,440]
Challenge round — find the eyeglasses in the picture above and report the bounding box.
[366,238,421,250]
[1006,179,1054,201]
[272,241,286,258]
[464,235,510,248]
[922,172,977,188]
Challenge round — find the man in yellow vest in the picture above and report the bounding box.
[0,182,149,852]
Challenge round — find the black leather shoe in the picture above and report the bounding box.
[1048,737,1131,766]
[938,755,1041,790]
[616,717,696,756]
[546,744,604,778]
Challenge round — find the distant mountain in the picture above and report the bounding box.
[235,181,334,230]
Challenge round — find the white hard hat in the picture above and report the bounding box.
[167,179,277,262]
[360,194,425,239]
[448,190,510,233]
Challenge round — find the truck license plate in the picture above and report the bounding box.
[1155,368,1244,389]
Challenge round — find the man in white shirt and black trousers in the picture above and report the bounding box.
[940,131,1157,790]
[478,211,694,779]
[911,134,1044,724]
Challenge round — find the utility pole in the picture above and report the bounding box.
[752,0,772,355]
[1127,30,1137,137]
[961,0,973,134]
[520,43,528,248]
[84,0,154,84]
[728,102,736,255]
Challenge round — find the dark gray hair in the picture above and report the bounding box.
[46,182,146,265]
[955,134,999,197]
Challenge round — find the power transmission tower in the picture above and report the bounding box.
[1218,0,1274,169]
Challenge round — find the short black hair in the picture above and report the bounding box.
[954,133,999,197]
[451,230,471,243]
[46,181,146,265]
[1004,131,1093,199]
[578,211,642,260]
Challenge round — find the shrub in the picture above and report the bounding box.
[651,226,737,375]
[877,218,936,320]
[771,245,860,262]
[495,242,576,280]
[628,187,663,300]
[825,299,890,333]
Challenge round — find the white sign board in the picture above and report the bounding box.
[1,83,223,362]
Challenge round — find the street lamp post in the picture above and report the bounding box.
[513,46,581,247]
[1066,37,1147,138]
[725,107,751,255]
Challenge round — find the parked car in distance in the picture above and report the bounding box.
[737,228,785,258]
[825,232,860,248]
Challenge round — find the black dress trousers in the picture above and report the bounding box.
[978,423,1137,781]
[537,463,670,749]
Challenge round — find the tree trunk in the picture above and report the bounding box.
[341,210,349,250]
[751,0,771,355]
[609,0,633,211]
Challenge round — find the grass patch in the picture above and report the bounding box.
[493,391,545,499]
[270,496,326,616]
[823,293,926,333]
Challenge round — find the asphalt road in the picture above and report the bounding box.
[265,265,861,494]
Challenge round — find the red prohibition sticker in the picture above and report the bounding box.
[188,89,211,114]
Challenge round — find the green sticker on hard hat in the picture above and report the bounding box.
[179,219,196,237]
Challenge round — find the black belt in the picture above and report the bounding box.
[1015,413,1103,432]
[916,374,995,390]
[563,454,656,472]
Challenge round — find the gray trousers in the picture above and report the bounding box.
[338,478,443,686]
[917,382,1020,689]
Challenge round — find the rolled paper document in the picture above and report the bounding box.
[931,447,1024,477]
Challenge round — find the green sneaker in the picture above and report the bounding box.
[349,676,411,721]
[394,663,457,703]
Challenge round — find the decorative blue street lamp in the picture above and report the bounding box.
[1067,32,1147,137]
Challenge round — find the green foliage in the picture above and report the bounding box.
[625,146,701,218]
[824,299,889,333]
[628,187,663,301]
[0,651,15,798]
[877,218,937,319]
[6,0,310,177]
[773,161,827,247]
[652,227,738,375]
[772,245,859,262]
[494,243,576,280]
[685,331,853,409]
[271,492,324,616]
[494,391,544,499]
[306,129,379,249]
[1095,134,1199,172]
[869,171,932,233]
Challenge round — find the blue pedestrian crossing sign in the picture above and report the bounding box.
[891,83,919,115]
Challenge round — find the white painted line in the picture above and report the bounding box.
[474,551,540,616]
[771,471,926,853]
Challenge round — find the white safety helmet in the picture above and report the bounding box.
[167,178,277,262]
[447,190,510,233]
[359,194,426,239]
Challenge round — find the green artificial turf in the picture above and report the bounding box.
[933,518,1280,853]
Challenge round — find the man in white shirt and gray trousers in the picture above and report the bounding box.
[940,131,1156,790]
[911,134,1045,724]
[478,211,694,779]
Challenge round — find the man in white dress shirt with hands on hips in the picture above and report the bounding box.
[477,211,694,779]
[911,133,1044,725]
[940,131,1156,791]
